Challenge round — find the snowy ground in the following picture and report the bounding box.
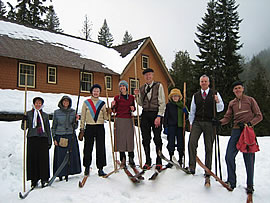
[0,89,269,202]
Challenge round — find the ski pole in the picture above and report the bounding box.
[23,73,28,192]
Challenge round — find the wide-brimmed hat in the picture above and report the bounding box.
[168,88,183,100]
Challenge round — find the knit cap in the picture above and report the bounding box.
[119,80,128,90]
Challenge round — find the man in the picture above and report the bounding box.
[134,68,166,170]
[216,81,262,194]
[188,75,224,183]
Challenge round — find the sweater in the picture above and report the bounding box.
[113,94,135,118]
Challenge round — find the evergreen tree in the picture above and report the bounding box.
[122,30,133,44]
[0,0,7,17]
[170,50,197,105]
[81,14,92,40]
[44,5,63,32]
[16,0,30,24]
[98,19,114,47]
[246,58,270,135]
[6,2,16,20]
[194,0,243,104]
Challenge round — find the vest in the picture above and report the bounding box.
[194,89,214,122]
[140,82,160,111]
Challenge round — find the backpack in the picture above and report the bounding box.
[236,125,260,153]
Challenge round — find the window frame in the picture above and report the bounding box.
[105,75,112,91]
[18,62,35,88]
[141,55,149,69]
[47,66,57,84]
[129,78,140,95]
[80,71,93,93]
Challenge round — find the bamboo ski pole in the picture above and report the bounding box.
[23,73,27,192]
[134,56,142,168]
[132,115,140,166]
[104,77,117,170]
[182,82,186,168]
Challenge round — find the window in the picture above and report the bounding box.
[105,75,112,90]
[81,72,93,92]
[142,55,149,69]
[130,79,139,95]
[48,66,57,84]
[18,62,35,88]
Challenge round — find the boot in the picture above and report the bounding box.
[128,152,135,167]
[59,176,63,181]
[178,152,184,167]
[144,145,151,166]
[65,175,68,182]
[246,185,254,194]
[166,152,173,168]
[98,169,107,177]
[31,180,37,188]
[84,166,90,176]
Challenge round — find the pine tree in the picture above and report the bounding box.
[169,50,197,105]
[81,14,92,40]
[16,0,30,24]
[246,58,270,135]
[98,19,114,47]
[0,0,7,17]
[44,5,63,32]
[122,30,133,44]
[194,0,243,104]
[6,2,16,20]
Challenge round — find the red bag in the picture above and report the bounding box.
[236,126,260,153]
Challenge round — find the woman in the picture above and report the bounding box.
[52,96,81,181]
[111,80,136,167]
[21,97,52,188]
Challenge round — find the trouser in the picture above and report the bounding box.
[141,111,163,165]
[120,152,134,162]
[225,129,255,188]
[188,121,215,170]
[83,124,106,169]
[167,126,184,157]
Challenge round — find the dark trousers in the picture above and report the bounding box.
[188,121,215,170]
[83,124,106,169]
[167,126,184,156]
[141,111,163,164]
[225,129,255,188]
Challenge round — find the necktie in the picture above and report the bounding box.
[202,91,207,99]
[146,85,151,93]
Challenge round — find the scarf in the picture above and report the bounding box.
[172,100,184,127]
[32,104,45,134]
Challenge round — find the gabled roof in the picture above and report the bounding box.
[114,37,175,86]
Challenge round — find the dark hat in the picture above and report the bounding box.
[33,97,44,104]
[90,84,102,93]
[142,68,154,75]
[232,81,243,89]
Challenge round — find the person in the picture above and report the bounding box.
[111,80,136,167]
[21,97,52,188]
[163,88,188,168]
[214,81,262,194]
[51,96,81,182]
[188,75,224,181]
[134,68,166,170]
[79,84,108,177]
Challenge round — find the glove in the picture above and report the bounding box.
[106,108,112,114]
[237,122,245,131]
[22,115,28,121]
[48,144,52,149]
[163,127,168,135]
[78,129,84,141]
[182,107,188,116]
[212,118,221,126]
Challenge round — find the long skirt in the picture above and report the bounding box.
[27,136,50,182]
[53,134,81,177]
[115,117,134,152]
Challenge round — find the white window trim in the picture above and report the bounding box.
[81,72,93,93]
[18,62,35,88]
[48,66,57,84]
[129,78,139,95]
[105,75,112,90]
[142,55,149,69]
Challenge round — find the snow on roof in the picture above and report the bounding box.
[0,20,144,74]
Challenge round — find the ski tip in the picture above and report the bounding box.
[19,192,25,199]
[78,181,83,188]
